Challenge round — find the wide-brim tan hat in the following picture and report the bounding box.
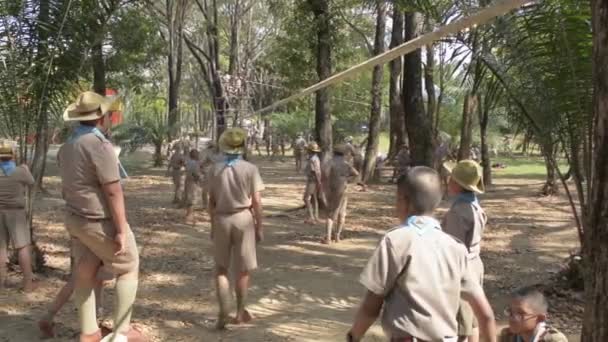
[443,159,485,194]
[63,91,121,122]
[307,142,321,152]
[219,128,247,154]
[0,140,14,158]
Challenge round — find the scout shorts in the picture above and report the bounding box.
[212,210,257,272]
[65,212,139,276]
[0,209,30,250]
[184,180,202,206]
[457,256,485,335]
[171,169,183,188]
[303,180,319,201]
[328,194,348,221]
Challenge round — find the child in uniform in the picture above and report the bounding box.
[323,144,359,244]
[184,149,203,222]
[347,167,496,342]
[443,160,488,342]
[167,145,185,204]
[303,142,322,224]
[500,287,568,342]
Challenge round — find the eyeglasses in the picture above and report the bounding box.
[504,307,538,322]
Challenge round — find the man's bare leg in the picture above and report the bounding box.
[0,244,7,289]
[215,267,231,330]
[323,218,333,244]
[312,195,319,222]
[335,199,348,243]
[234,271,252,324]
[73,257,101,338]
[17,245,37,292]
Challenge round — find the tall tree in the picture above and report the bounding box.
[582,0,608,339]
[388,4,405,159]
[307,0,333,161]
[167,0,187,139]
[403,11,433,167]
[361,0,387,184]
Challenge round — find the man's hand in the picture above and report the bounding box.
[255,226,264,243]
[114,231,127,255]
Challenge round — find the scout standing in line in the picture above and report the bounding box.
[323,144,359,244]
[344,136,366,191]
[391,144,411,183]
[293,133,307,173]
[208,128,264,329]
[167,145,185,204]
[347,167,497,342]
[199,142,217,209]
[500,287,568,342]
[0,141,37,292]
[303,142,322,224]
[270,133,282,162]
[443,160,488,342]
[184,149,203,223]
[58,91,143,341]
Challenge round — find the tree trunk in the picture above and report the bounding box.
[167,0,185,140]
[582,1,608,339]
[309,0,333,162]
[478,95,492,186]
[540,142,559,196]
[154,142,163,167]
[361,0,387,184]
[228,0,240,76]
[424,20,436,130]
[458,93,476,160]
[92,41,105,95]
[388,7,405,159]
[403,12,433,167]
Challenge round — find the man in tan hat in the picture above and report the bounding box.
[58,91,144,342]
[0,141,37,292]
[167,144,185,204]
[322,144,359,244]
[442,159,488,342]
[208,127,264,329]
[303,142,322,224]
[183,148,203,222]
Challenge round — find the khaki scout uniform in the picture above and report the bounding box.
[293,137,307,172]
[499,325,568,342]
[442,194,487,336]
[303,154,322,221]
[325,155,358,223]
[359,216,485,341]
[169,151,185,203]
[0,166,35,251]
[58,133,139,276]
[183,158,203,207]
[209,158,264,271]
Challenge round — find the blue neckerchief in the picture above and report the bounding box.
[225,153,241,167]
[456,191,478,205]
[402,215,442,236]
[68,124,128,179]
[0,160,16,176]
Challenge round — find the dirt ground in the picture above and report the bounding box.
[0,151,583,341]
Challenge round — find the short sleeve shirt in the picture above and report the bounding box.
[0,166,35,209]
[325,157,358,200]
[58,133,120,219]
[359,217,484,340]
[305,155,321,182]
[169,152,185,169]
[209,158,264,215]
[443,200,487,256]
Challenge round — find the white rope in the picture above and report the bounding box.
[255,0,530,115]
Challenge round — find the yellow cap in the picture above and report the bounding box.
[444,159,484,194]
[219,128,247,154]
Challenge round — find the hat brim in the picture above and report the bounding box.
[63,96,120,122]
[0,152,13,158]
[443,162,485,194]
[219,145,244,154]
[308,148,321,153]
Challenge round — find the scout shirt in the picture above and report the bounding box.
[58,128,120,220]
[169,151,185,170]
[443,192,487,257]
[294,137,307,152]
[499,323,568,342]
[305,154,322,182]
[324,156,358,207]
[359,216,484,341]
[208,155,264,215]
[0,163,35,209]
[395,149,411,176]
